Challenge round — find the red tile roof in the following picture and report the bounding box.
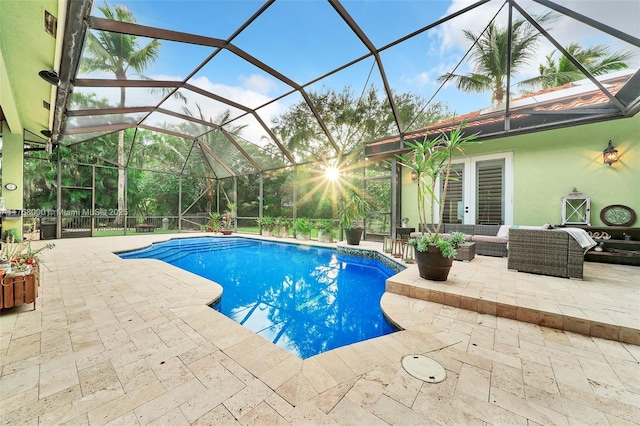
[367,71,634,151]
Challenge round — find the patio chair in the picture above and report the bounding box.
[507,228,594,279]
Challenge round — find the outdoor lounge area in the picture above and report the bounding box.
[2,0,640,424]
[1,233,639,424]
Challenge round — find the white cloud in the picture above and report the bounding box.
[404,71,433,87]
[181,75,285,146]
[69,71,288,148]
[433,0,640,81]
[188,75,274,110]
[239,74,278,95]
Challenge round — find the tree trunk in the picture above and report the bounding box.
[494,83,504,104]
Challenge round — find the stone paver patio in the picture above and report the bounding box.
[1,233,639,425]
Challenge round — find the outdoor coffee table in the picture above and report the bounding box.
[455,242,476,262]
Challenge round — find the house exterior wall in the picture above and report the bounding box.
[1,122,25,239]
[400,114,639,227]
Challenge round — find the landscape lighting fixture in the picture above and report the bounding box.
[39,69,60,86]
[603,140,618,166]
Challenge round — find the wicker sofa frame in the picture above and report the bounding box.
[507,228,586,279]
[416,224,508,257]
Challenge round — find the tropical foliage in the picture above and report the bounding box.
[256,216,275,231]
[271,86,449,161]
[207,212,222,232]
[518,42,634,91]
[1,227,55,272]
[315,219,334,233]
[294,217,313,235]
[397,122,480,257]
[438,13,556,104]
[411,232,466,259]
[338,188,371,230]
[81,1,161,224]
[23,3,452,230]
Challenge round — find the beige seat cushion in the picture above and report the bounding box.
[471,235,509,244]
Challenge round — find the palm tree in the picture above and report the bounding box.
[81,1,161,225]
[437,13,555,104]
[518,42,634,91]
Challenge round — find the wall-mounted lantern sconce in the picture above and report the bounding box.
[39,70,60,86]
[41,130,53,138]
[410,171,418,182]
[603,140,618,166]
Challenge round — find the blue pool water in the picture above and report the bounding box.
[119,237,398,359]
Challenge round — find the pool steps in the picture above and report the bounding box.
[120,237,259,262]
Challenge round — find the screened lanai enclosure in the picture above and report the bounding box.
[16,0,640,239]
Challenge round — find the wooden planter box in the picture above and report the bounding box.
[1,269,38,310]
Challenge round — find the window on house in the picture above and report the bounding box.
[476,159,504,225]
[438,154,512,225]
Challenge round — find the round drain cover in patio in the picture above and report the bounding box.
[401,355,446,383]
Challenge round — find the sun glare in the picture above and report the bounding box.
[324,166,340,181]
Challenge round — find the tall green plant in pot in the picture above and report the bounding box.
[207,212,222,233]
[339,188,371,245]
[397,121,480,280]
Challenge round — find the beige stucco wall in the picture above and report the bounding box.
[400,114,639,227]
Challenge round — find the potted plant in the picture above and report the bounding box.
[397,121,480,280]
[316,220,334,243]
[220,203,235,235]
[401,217,410,227]
[1,232,54,309]
[2,228,19,243]
[274,217,291,238]
[339,188,371,245]
[256,216,275,237]
[294,217,313,240]
[207,212,222,233]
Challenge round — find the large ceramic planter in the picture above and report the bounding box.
[415,244,454,281]
[345,228,364,245]
[296,232,310,241]
[1,269,38,310]
[262,229,272,237]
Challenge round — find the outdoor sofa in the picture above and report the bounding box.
[507,228,596,279]
[413,224,509,257]
[410,223,595,278]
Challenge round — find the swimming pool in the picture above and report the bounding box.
[119,237,399,359]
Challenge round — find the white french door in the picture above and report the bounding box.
[435,152,513,225]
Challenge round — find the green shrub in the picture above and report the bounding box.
[409,232,466,259]
[256,216,275,231]
[315,219,334,233]
[294,217,313,234]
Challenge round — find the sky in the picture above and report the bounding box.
[77,0,640,147]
